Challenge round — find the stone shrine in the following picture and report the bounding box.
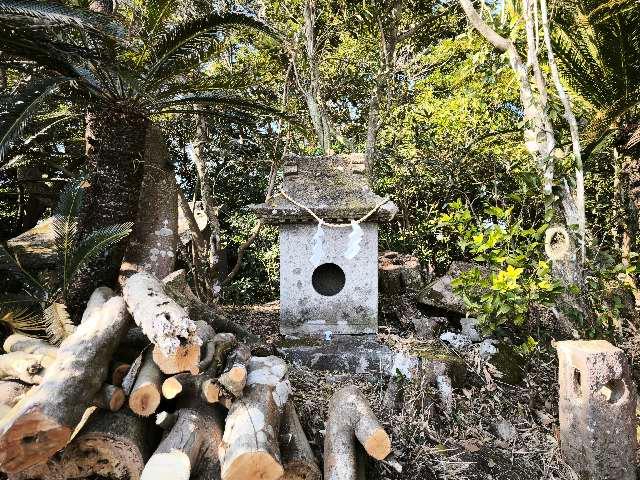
[250,153,397,336]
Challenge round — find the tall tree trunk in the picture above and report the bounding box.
[301,0,332,153]
[67,105,147,318]
[191,115,221,293]
[119,124,178,282]
[365,1,402,178]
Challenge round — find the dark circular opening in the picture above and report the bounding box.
[312,263,346,296]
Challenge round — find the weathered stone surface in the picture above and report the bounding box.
[249,154,398,224]
[378,251,423,295]
[276,335,464,384]
[279,223,378,335]
[418,261,485,314]
[557,340,637,480]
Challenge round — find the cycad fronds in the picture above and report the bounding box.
[0,77,69,163]
[145,11,275,82]
[44,302,74,345]
[67,223,133,285]
[0,245,47,301]
[154,91,283,117]
[52,180,84,293]
[0,306,47,333]
[0,0,125,37]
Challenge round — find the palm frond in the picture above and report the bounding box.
[0,245,48,300]
[144,11,276,82]
[0,0,125,37]
[67,223,133,285]
[0,306,47,333]
[154,91,283,117]
[44,302,74,345]
[141,0,178,39]
[0,77,70,163]
[52,180,84,294]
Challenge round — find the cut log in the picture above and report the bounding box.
[163,269,259,343]
[219,356,291,480]
[81,286,115,323]
[110,361,131,387]
[141,383,226,480]
[280,400,321,480]
[0,288,131,474]
[200,333,239,406]
[323,385,391,480]
[62,408,161,480]
[161,372,198,400]
[129,349,163,416]
[196,322,223,371]
[3,334,58,357]
[218,343,251,398]
[93,384,126,411]
[123,272,201,374]
[0,351,46,384]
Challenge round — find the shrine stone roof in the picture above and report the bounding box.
[249,154,398,224]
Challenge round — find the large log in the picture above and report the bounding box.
[123,272,201,374]
[129,349,163,417]
[323,385,391,480]
[141,383,226,480]
[0,288,131,473]
[219,356,291,480]
[62,408,160,480]
[0,351,46,384]
[3,334,58,357]
[163,270,259,343]
[280,400,321,480]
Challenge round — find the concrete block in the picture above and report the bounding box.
[557,340,637,480]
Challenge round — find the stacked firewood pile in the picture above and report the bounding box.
[0,271,392,480]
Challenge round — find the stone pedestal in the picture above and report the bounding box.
[557,340,637,480]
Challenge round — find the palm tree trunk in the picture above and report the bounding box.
[66,105,147,318]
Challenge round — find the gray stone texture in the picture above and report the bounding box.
[280,222,378,335]
[557,340,637,480]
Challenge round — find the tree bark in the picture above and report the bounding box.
[123,272,201,373]
[3,334,58,357]
[62,408,160,480]
[0,289,131,473]
[324,385,391,480]
[219,356,291,480]
[119,124,178,283]
[68,106,147,318]
[280,400,321,480]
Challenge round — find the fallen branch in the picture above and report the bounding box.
[129,349,163,417]
[280,400,321,480]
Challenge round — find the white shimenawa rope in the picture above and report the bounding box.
[276,189,391,228]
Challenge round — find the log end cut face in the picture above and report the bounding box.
[221,451,284,480]
[129,385,161,417]
[0,408,72,473]
[141,450,191,480]
[363,428,391,460]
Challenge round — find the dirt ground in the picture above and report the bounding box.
[224,301,638,480]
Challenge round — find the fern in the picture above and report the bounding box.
[0,245,47,301]
[67,223,134,284]
[0,77,70,163]
[0,0,125,37]
[44,302,74,345]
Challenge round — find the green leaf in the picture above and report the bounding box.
[67,223,133,284]
[0,0,125,37]
[52,180,85,294]
[43,302,74,345]
[0,77,70,163]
